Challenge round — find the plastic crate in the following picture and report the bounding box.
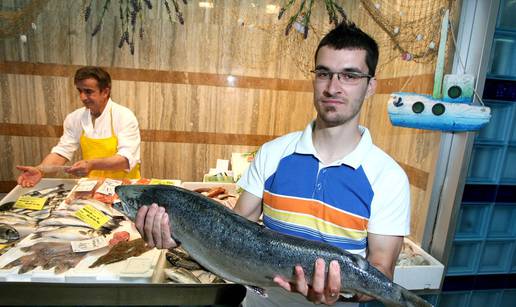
[393,238,444,290]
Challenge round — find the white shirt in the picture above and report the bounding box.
[51,98,141,171]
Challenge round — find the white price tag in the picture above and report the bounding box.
[74,179,98,192]
[96,179,123,195]
[71,236,108,252]
[216,159,229,172]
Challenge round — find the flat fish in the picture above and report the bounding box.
[89,238,151,268]
[115,184,432,307]
[4,241,85,274]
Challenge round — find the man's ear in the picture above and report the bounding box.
[365,77,377,99]
[101,87,111,98]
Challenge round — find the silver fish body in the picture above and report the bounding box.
[164,267,202,284]
[33,226,99,241]
[115,185,431,307]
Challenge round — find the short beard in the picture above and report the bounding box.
[317,105,360,127]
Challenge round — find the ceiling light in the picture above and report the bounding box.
[199,2,214,8]
[266,4,279,14]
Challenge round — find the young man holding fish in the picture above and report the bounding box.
[136,22,410,306]
[16,66,141,187]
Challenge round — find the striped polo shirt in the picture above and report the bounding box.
[237,122,410,257]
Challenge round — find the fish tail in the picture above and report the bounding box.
[19,263,36,274]
[399,286,433,307]
[54,263,71,274]
[377,285,433,307]
[2,258,21,269]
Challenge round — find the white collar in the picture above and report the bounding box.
[84,98,112,122]
[295,121,372,169]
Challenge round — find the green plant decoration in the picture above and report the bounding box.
[279,0,347,39]
[84,0,187,55]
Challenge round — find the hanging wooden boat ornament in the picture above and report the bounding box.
[387,10,491,132]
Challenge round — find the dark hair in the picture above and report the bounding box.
[74,66,112,90]
[315,22,379,77]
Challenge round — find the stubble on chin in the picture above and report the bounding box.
[317,106,346,127]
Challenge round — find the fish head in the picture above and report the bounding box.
[0,223,20,242]
[114,185,162,221]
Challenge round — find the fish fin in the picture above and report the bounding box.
[399,287,434,307]
[112,215,127,222]
[31,232,42,239]
[98,227,112,235]
[245,285,268,298]
[349,253,370,270]
[171,234,181,246]
[20,245,32,252]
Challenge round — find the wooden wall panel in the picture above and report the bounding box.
[0,0,459,244]
[141,142,257,181]
[0,74,75,125]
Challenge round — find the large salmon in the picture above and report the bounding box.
[114,184,432,307]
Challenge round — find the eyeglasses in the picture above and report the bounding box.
[310,69,372,85]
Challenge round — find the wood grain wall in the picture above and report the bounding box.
[0,0,458,244]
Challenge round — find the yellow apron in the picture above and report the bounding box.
[80,109,140,179]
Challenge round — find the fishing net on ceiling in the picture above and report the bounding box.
[228,1,337,78]
[359,0,457,71]
[0,0,50,38]
[229,0,457,76]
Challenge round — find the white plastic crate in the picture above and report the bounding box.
[394,238,444,290]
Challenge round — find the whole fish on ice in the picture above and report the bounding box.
[0,223,20,243]
[114,185,432,307]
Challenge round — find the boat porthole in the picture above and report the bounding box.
[412,101,425,114]
[432,103,446,116]
[448,85,462,99]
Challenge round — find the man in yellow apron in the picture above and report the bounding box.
[17,66,141,187]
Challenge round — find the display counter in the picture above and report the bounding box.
[0,178,245,305]
[0,282,246,306]
[0,178,442,306]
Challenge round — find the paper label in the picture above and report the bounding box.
[74,205,110,229]
[216,159,229,172]
[149,179,181,186]
[14,195,47,210]
[96,179,123,195]
[74,179,98,192]
[71,236,108,252]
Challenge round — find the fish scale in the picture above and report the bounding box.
[115,185,432,307]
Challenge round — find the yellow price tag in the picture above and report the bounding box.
[74,205,110,230]
[149,179,181,186]
[14,195,47,210]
